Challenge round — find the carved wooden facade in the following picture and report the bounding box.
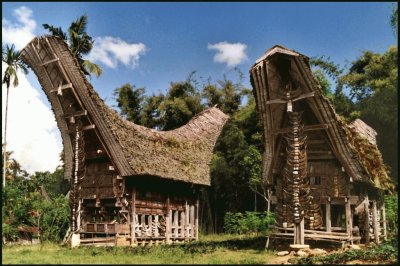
[250,45,394,246]
[21,36,228,246]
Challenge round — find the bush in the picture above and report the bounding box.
[224,211,274,235]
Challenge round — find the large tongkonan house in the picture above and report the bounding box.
[21,36,229,247]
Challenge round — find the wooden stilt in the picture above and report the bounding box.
[381,203,387,241]
[326,200,331,233]
[131,188,136,246]
[166,195,171,243]
[190,204,195,239]
[174,210,178,238]
[300,218,305,245]
[372,200,379,244]
[364,196,370,244]
[345,197,353,244]
[196,197,199,241]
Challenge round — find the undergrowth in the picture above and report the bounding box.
[290,238,398,264]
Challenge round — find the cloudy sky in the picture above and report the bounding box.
[2,2,397,174]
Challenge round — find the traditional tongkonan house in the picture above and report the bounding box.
[21,36,229,247]
[250,45,395,247]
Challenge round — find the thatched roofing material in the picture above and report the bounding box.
[250,45,394,191]
[21,36,228,186]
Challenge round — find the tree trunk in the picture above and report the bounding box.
[3,85,10,188]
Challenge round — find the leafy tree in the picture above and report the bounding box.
[390,4,398,36]
[159,81,203,130]
[43,14,102,77]
[113,83,146,124]
[2,44,28,188]
[340,46,398,179]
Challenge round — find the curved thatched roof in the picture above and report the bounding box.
[250,45,394,191]
[21,36,228,186]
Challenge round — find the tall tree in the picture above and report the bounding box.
[43,14,102,77]
[2,44,28,188]
[113,83,146,124]
[340,46,398,179]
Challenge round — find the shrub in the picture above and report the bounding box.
[224,211,274,235]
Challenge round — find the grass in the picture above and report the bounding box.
[2,234,278,264]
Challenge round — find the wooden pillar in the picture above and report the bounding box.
[345,197,353,245]
[185,200,189,239]
[300,218,305,245]
[372,200,379,244]
[174,210,178,238]
[166,195,171,243]
[364,196,370,244]
[381,203,387,241]
[130,188,136,246]
[195,196,199,241]
[326,200,331,233]
[181,209,186,239]
[190,205,195,239]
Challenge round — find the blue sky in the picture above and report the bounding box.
[2,2,397,173]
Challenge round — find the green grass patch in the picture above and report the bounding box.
[2,235,277,264]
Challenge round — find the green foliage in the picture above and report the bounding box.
[224,211,275,235]
[390,4,398,36]
[384,193,398,236]
[292,238,398,264]
[2,153,70,243]
[113,83,146,124]
[2,44,29,88]
[43,14,102,77]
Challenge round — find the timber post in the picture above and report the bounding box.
[372,200,379,244]
[364,196,370,244]
[130,187,136,246]
[166,195,171,244]
[345,196,353,245]
[326,197,331,232]
[381,203,387,241]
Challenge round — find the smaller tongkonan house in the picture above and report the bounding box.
[21,36,229,247]
[250,45,395,247]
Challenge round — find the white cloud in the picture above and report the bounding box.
[88,36,147,68]
[208,41,248,67]
[2,63,62,174]
[2,6,36,50]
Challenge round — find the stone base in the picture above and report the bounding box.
[71,233,80,248]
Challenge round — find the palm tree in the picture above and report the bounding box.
[43,14,102,78]
[2,44,28,188]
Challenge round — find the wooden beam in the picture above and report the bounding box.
[82,124,95,131]
[50,83,73,93]
[41,57,59,66]
[64,110,87,119]
[266,92,315,105]
[272,123,329,135]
